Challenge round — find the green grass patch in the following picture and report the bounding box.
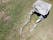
[0,0,38,40]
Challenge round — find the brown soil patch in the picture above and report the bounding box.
[1,0,10,3]
[0,11,12,23]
